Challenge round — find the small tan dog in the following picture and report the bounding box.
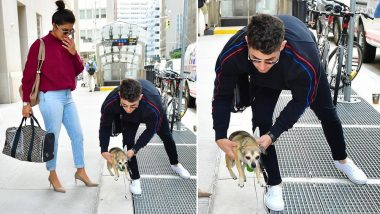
[226,130,263,187]
[107,147,131,181]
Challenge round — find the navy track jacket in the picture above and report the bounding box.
[99,80,164,153]
[212,15,321,141]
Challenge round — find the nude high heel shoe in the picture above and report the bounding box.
[48,176,66,193]
[74,172,98,187]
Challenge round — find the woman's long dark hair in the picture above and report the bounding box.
[52,0,75,24]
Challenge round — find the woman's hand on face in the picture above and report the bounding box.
[62,37,77,55]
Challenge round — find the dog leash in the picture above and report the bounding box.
[122,172,129,199]
[122,159,133,199]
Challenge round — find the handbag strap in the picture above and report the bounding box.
[10,116,40,161]
[10,117,27,157]
[37,39,45,74]
[27,116,36,161]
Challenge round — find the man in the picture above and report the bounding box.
[100,78,190,195]
[85,59,97,92]
[212,14,367,211]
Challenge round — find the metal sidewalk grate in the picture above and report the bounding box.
[137,145,196,176]
[343,99,380,125]
[283,183,380,213]
[133,178,196,214]
[283,183,324,214]
[135,123,196,144]
[317,183,379,213]
[342,127,380,179]
[276,131,311,178]
[274,95,380,125]
[365,185,380,211]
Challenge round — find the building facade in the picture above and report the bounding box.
[114,0,160,61]
[164,0,196,58]
[0,0,56,104]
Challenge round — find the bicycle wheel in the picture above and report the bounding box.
[320,40,330,73]
[167,96,188,122]
[332,46,344,105]
[327,41,363,90]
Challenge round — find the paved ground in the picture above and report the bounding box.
[0,82,196,214]
[197,33,380,214]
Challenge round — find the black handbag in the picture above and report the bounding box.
[2,115,54,162]
[231,72,252,113]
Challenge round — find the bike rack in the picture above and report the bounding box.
[337,0,361,105]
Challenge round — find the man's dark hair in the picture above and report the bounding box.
[247,14,285,54]
[52,0,76,25]
[119,79,142,102]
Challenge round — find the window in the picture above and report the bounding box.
[101,9,106,18]
[36,14,42,38]
[80,10,85,19]
[86,9,92,19]
[155,31,159,34]
[87,29,93,38]
[96,9,100,18]
[155,39,159,42]
[80,30,86,40]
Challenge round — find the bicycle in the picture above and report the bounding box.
[159,71,188,132]
[325,0,372,105]
[313,6,335,74]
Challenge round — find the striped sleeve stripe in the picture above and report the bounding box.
[101,96,119,113]
[216,40,246,73]
[141,97,162,131]
[214,42,247,97]
[284,44,318,103]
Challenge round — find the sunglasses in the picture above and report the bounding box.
[56,24,75,35]
[248,53,280,65]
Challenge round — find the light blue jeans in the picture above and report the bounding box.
[39,90,84,171]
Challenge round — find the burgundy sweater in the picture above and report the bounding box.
[21,32,84,102]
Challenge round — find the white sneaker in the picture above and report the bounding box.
[129,179,142,195]
[335,158,368,184]
[171,163,190,179]
[264,184,285,211]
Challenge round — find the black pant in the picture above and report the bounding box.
[122,115,179,180]
[251,72,347,186]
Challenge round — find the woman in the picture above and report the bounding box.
[21,0,97,193]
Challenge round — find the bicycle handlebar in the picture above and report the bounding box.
[311,9,373,20]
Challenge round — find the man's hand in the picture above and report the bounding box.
[22,104,32,118]
[257,134,273,151]
[62,37,77,55]
[101,152,113,165]
[216,138,238,159]
[126,149,135,159]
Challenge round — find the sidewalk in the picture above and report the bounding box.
[0,83,196,214]
[197,34,380,213]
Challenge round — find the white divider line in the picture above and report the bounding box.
[293,124,380,128]
[283,177,380,184]
[148,144,196,146]
[280,94,360,98]
[141,174,197,180]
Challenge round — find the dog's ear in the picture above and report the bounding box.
[253,127,260,139]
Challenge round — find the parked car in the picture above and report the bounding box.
[183,42,197,108]
[355,0,380,62]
